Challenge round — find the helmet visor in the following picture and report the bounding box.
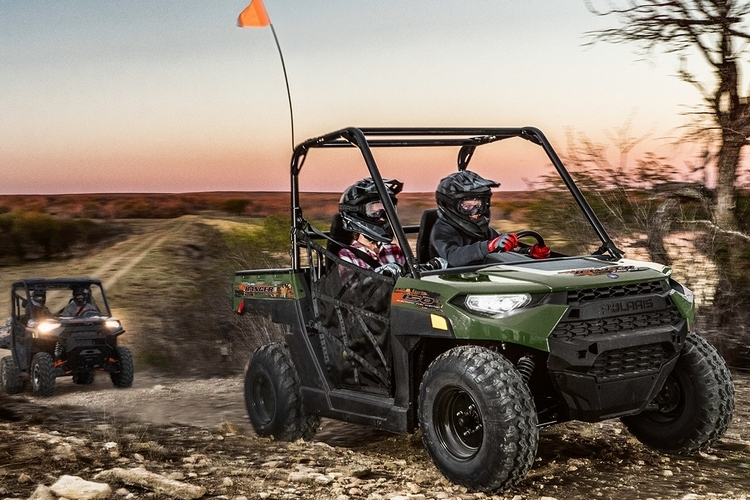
[364,200,389,220]
[457,197,489,216]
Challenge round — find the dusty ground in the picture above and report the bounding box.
[2,216,750,499]
[1,369,750,500]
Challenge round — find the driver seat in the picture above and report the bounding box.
[416,209,439,264]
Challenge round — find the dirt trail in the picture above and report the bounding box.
[5,217,750,499]
[30,365,750,448]
[30,370,388,449]
[88,219,189,290]
[17,368,750,500]
[0,218,191,363]
[95,231,174,290]
[0,219,185,316]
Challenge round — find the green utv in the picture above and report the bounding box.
[233,127,734,493]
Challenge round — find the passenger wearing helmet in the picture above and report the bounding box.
[430,170,550,267]
[61,286,99,317]
[27,288,52,321]
[337,178,406,277]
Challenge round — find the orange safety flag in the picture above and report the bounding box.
[237,0,271,27]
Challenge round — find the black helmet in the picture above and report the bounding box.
[435,170,499,239]
[72,286,89,306]
[30,289,46,308]
[339,178,403,243]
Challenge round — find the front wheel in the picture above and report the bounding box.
[1,356,25,394]
[31,352,56,397]
[110,346,134,388]
[622,333,734,454]
[418,346,538,493]
[244,343,320,441]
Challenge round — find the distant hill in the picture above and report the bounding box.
[0,191,536,225]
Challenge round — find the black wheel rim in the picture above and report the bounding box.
[251,372,276,425]
[642,374,685,424]
[434,385,484,460]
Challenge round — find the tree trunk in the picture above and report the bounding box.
[714,131,742,230]
[647,198,678,266]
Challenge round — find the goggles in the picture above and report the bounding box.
[457,197,489,215]
[363,200,397,220]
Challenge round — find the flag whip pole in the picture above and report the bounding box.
[269,24,295,152]
[237,0,295,151]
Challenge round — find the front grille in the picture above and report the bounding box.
[568,280,668,304]
[67,332,106,350]
[552,307,683,341]
[64,324,105,334]
[590,343,667,380]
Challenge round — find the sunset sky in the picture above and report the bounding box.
[1,1,712,194]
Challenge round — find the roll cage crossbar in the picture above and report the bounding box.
[290,126,623,278]
[12,278,113,316]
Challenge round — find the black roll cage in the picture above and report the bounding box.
[290,126,623,279]
[11,278,113,318]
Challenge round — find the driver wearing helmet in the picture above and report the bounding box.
[337,178,406,277]
[430,170,550,267]
[61,286,99,317]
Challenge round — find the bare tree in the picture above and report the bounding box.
[586,0,750,230]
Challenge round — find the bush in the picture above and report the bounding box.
[222,198,250,215]
[0,210,125,263]
[221,216,292,277]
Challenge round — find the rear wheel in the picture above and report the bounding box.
[1,356,25,394]
[73,370,96,385]
[419,346,538,493]
[622,333,734,454]
[110,346,134,388]
[31,352,56,397]
[244,343,320,441]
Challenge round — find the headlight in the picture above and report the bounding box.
[669,279,694,303]
[36,321,62,334]
[105,320,121,330]
[465,294,531,318]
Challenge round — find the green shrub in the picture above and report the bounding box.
[0,210,125,263]
[222,198,250,215]
[223,215,292,270]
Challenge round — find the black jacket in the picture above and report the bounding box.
[430,215,499,267]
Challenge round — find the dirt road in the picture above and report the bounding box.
[30,369,389,448]
[6,368,749,500]
[3,217,750,498]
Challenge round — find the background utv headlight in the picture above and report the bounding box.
[105,320,121,330]
[36,320,62,334]
[465,294,531,318]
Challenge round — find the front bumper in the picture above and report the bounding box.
[547,280,688,422]
[548,330,683,421]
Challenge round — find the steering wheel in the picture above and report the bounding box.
[515,229,545,248]
[483,229,545,264]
